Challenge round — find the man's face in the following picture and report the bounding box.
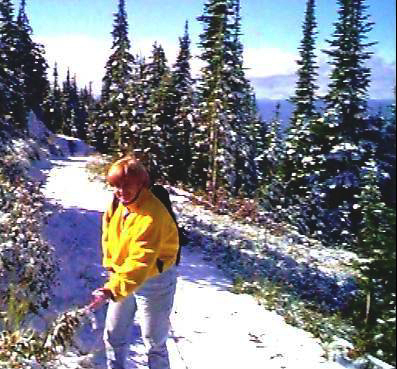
[113,176,142,205]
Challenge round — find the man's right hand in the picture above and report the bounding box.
[88,288,113,311]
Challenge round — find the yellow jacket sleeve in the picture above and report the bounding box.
[101,201,116,270]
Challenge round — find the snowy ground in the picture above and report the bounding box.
[35,153,354,369]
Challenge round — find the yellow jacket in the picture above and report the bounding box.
[101,188,179,301]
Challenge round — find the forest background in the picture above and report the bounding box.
[0,0,396,367]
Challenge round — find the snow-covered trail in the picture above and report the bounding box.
[40,155,346,369]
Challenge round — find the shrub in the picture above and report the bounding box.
[0,135,58,367]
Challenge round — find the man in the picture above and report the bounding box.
[91,156,179,369]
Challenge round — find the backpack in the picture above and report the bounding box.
[151,184,189,265]
[110,184,188,266]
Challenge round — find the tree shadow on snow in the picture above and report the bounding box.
[183,228,357,313]
[176,248,233,292]
[42,202,105,311]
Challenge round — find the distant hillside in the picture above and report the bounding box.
[256,99,395,124]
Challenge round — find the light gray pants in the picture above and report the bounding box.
[103,266,177,369]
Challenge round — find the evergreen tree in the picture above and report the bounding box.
[290,0,319,121]
[83,82,99,145]
[0,39,10,121]
[78,83,95,141]
[75,88,88,140]
[16,0,49,116]
[125,54,148,152]
[354,159,396,365]
[195,0,234,198]
[61,68,74,136]
[100,0,134,152]
[0,1,10,121]
[88,100,110,154]
[324,0,375,139]
[70,75,88,140]
[43,62,63,133]
[304,0,377,244]
[226,0,262,196]
[264,103,285,176]
[0,0,26,128]
[139,43,171,181]
[383,95,396,206]
[168,21,195,184]
[269,0,319,230]
[243,90,266,189]
[260,104,293,224]
[195,0,262,200]
[359,102,396,208]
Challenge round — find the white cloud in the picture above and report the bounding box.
[244,46,396,100]
[35,34,111,95]
[243,46,298,78]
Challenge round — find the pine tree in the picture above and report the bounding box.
[264,103,285,176]
[0,39,10,121]
[71,75,88,140]
[1,1,15,107]
[0,0,10,121]
[139,43,171,181]
[196,0,255,200]
[359,101,396,208]
[100,0,134,153]
[383,94,396,206]
[305,0,377,244]
[277,0,319,219]
[168,21,195,184]
[0,0,26,128]
[77,84,96,141]
[227,0,262,196]
[242,90,266,189]
[43,62,63,133]
[260,104,292,224]
[290,0,319,121]
[125,54,148,152]
[193,0,263,200]
[354,159,396,365]
[61,68,74,135]
[87,100,110,154]
[324,0,375,139]
[82,82,98,145]
[195,0,232,198]
[376,90,396,208]
[16,0,49,116]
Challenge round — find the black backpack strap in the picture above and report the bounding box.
[151,184,187,266]
[151,185,177,222]
[111,194,120,215]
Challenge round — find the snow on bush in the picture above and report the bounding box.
[170,187,359,313]
[0,139,57,314]
[0,131,58,368]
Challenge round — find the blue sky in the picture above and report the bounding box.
[12,0,396,99]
